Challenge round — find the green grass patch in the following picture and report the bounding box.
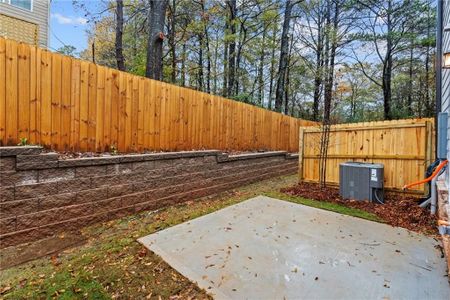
[2,268,107,300]
[1,175,298,299]
[265,191,383,223]
[0,175,385,299]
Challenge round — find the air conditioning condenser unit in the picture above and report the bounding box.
[339,162,384,204]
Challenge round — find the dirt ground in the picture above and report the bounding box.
[281,182,438,235]
[0,176,301,299]
[0,175,438,299]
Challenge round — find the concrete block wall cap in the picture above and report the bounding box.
[286,153,299,159]
[112,155,146,163]
[89,156,122,165]
[218,151,288,162]
[121,150,221,162]
[58,156,122,168]
[56,150,222,167]
[41,153,59,157]
[58,158,95,168]
[0,146,43,157]
[15,153,59,170]
[7,149,295,170]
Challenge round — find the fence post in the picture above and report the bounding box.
[298,127,305,182]
[424,120,433,195]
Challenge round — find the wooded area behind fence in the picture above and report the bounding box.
[298,118,435,192]
[0,37,315,152]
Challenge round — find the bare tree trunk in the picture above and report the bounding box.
[91,41,96,63]
[145,0,169,80]
[382,0,393,120]
[350,82,357,119]
[132,16,137,58]
[284,71,290,115]
[407,38,414,116]
[115,0,125,71]
[223,13,229,97]
[319,123,331,188]
[418,76,424,117]
[213,38,219,94]
[322,0,331,122]
[284,34,294,115]
[201,1,211,93]
[235,25,246,96]
[204,33,211,93]
[257,26,267,106]
[227,0,237,97]
[313,17,323,121]
[275,0,294,112]
[424,45,430,115]
[268,27,277,109]
[181,42,186,86]
[168,0,177,83]
[323,0,338,124]
[319,0,339,188]
[198,33,204,90]
[382,53,392,120]
[424,0,432,117]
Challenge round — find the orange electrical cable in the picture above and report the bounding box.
[402,160,448,190]
[438,220,450,226]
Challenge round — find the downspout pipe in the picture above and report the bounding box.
[435,0,443,158]
[430,176,437,214]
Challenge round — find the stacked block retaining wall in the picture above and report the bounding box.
[0,146,298,248]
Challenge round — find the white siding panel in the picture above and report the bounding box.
[443,0,450,187]
[444,0,450,111]
[0,0,49,48]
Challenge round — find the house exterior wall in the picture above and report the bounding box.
[0,0,49,48]
[443,0,450,187]
[438,0,450,276]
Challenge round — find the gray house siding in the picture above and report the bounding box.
[444,1,450,112]
[442,0,450,188]
[0,0,49,48]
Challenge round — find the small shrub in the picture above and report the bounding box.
[110,144,118,155]
[17,137,28,146]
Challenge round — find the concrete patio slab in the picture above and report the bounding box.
[138,196,450,300]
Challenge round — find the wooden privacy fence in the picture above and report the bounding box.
[298,118,435,192]
[0,37,316,152]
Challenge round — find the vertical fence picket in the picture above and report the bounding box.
[95,66,105,152]
[103,68,112,151]
[17,43,30,142]
[137,77,145,151]
[0,38,5,145]
[51,53,62,149]
[40,50,52,148]
[5,39,18,145]
[29,45,37,144]
[0,37,316,152]
[70,59,80,151]
[61,56,72,150]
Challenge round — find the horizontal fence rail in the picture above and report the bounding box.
[298,118,435,192]
[0,37,316,152]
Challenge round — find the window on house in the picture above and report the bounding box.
[9,0,32,11]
